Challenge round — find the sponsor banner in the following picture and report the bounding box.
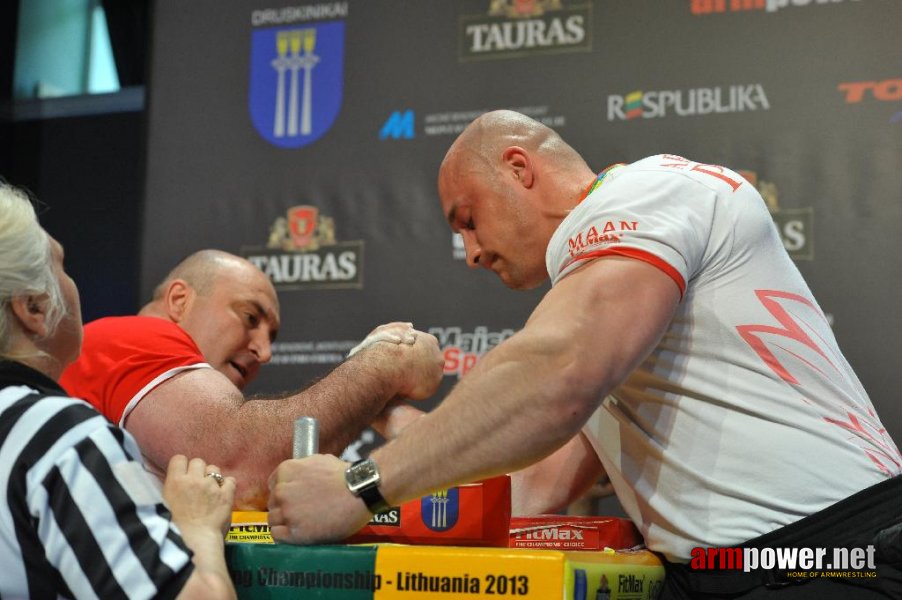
[226,543,379,597]
[248,3,348,148]
[382,105,566,139]
[690,0,863,15]
[510,516,643,551]
[838,78,902,123]
[430,325,517,378]
[459,0,592,61]
[373,545,561,599]
[242,205,364,290]
[225,541,664,599]
[838,78,902,104]
[269,339,356,366]
[567,550,665,600]
[607,85,769,121]
[229,476,511,548]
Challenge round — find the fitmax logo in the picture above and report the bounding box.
[380,110,415,139]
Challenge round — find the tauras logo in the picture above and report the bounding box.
[242,205,364,290]
[608,85,769,121]
[367,507,400,526]
[459,0,592,61]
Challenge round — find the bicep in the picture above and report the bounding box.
[125,368,243,471]
[526,255,681,395]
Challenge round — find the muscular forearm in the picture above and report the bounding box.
[222,350,404,507]
[373,327,595,507]
[243,356,396,450]
[372,259,678,508]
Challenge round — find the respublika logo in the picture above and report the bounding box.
[691,0,861,15]
[608,84,770,121]
[421,488,459,531]
[248,4,347,148]
[380,110,415,139]
[459,0,592,61]
[241,205,364,290]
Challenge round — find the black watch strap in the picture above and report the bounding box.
[358,484,390,514]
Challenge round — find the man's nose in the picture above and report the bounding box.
[250,331,273,364]
[461,231,481,268]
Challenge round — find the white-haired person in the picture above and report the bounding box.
[0,180,236,599]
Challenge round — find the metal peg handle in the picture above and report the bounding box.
[293,416,319,458]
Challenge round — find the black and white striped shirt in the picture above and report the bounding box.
[0,360,194,599]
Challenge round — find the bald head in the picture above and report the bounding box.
[440,110,583,185]
[436,111,595,290]
[150,250,258,301]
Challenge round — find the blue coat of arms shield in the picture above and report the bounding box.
[249,21,344,148]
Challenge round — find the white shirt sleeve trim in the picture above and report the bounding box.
[119,363,212,427]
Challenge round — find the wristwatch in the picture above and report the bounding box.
[344,458,390,514]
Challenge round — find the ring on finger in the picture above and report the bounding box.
[206,471,224,487]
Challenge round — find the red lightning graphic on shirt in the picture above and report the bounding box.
[740,290,902,475]
[824,408,902,476]
[736,290,837,385]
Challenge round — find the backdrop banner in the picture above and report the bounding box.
[142,0,902,480]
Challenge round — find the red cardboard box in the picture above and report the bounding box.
[509,515,643,550]
[344,475,511,547]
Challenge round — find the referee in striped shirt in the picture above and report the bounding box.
[0,181,237,598]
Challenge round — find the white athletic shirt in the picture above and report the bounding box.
[545,154,902,561]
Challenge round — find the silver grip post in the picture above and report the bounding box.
[293,416,319,458]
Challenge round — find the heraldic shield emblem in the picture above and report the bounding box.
[249,21,344,148]
[421,487,460,532]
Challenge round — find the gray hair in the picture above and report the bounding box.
[0,182,66,357]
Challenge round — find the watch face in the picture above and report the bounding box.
[346,459,380,494]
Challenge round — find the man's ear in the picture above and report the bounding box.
[502,146,534,188]
[10,295,49,338]
[163,279,194,323]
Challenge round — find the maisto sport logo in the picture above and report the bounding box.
[429,325,516,378]
[607,85,769,121]
[691,0,862,15]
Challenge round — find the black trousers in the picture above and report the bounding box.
[659,475,902,599]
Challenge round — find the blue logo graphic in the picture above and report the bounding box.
[380,110,415,139]
[420,487,459,531]
[891,111,902,125]
[249,22,344,148]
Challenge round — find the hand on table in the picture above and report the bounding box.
[163,455,236,538]
[267,454,372,545]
